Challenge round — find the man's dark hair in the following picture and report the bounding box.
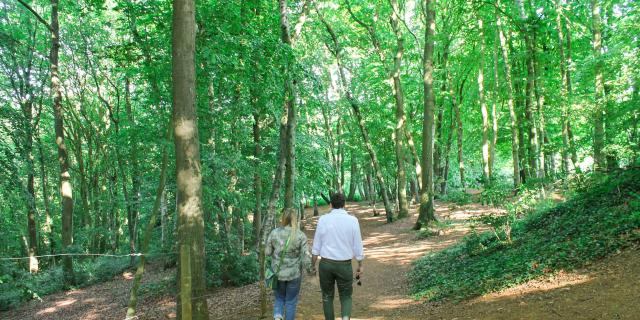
[330,192,346,209]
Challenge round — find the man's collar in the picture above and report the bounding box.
[330,208,347,214]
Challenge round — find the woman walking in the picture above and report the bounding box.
[266,208,312,320]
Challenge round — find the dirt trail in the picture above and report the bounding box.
[3,201,639,320]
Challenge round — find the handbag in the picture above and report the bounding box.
[265,233,291,290]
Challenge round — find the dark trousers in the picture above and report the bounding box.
[318,259,353,319]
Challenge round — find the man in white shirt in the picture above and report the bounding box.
[311,193,364,320]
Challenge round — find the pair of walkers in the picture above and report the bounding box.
[265,193,364,320]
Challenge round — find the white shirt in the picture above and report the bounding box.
[312,208,365,261]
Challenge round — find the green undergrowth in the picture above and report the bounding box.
[409,168,640,302]
[0,256,133,311]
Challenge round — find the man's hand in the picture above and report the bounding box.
[356,265,363,277]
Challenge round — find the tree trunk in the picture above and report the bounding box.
[591,0,606,170]
[441,105,455,194]
[415,0,437,230]
[281,0,297,212]
[347,150,357,201]
[490,25,500,180]
[478,17,490,184]
[260,0,302,315]
[313,196,319,216]
[453,77,466,190]
[389,0,409,219]
[496,3,521,188]
[125,78,141,257]
[251,112,262,248]
[22,100,38,273]
[434,43,450,191]
[172,0,209,317]
[321,103,340,192]
[37,133,54,258]
[514,0,540,179]
[534,31,549,179]
[566,23,580,171]
[555,0,573,173]
[336,120,344,192]
[319,14,394,222]
[51,0,75,284]
[125,124,170,320]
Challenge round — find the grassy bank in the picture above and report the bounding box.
[409,168,640,301]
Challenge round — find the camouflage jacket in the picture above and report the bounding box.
[266,226,312,281]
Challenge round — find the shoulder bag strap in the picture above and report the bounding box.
[275,235,291,274]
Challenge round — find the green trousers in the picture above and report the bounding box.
[318,259,353,320]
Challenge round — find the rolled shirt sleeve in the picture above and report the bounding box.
[353,220,364,261]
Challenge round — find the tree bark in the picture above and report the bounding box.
[490,23,500,181]
[125,124,170,320]
[125,78,141,256]
[251,112,262,248]
[453,78,465,189]
[415,0,437,230]
[478,17,490,183]
[50,0,75,284]
[280,0,298,212]
[496,2,521,188]
[514,0,540,179]
[318,12,394,222]
[591,0,606,170]
[555,0,573,174]
[441,104,455,194]
[37,133,54,258]
[390,0,409,219]
[172,0,209,318]
[347,150,358,201]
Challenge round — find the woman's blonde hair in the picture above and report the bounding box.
[281,208,298,243]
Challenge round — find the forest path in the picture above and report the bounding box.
[219,201,496,319]
[3,201,639,319]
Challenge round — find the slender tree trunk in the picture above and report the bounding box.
[51,0,75,284]
[126,124,170,320]
[280,0,297,212]
[389,0,409,219]
[441,105,455,194]
[71,129,91,230]
[566,22,580,171]
[21,100,38,273]
[252,112,262,248]
[37,134,54,258]
[415,0,437,230]
[172,0,209,317]
[319,14,394,222]
[109,170,119,253]
[321,103,340,192]
[514,0,540,179]
[496,3,521,188]
[125,78,141,257]
[260,0,303,315]
[313,196,319,216]
[453,81,465,189]
[347,150,357,201]
[336,120,344,192]
[478,17,490,184]
[405,125,422,191]
[161,189,167,250]
[434,45,450,191]
[490,26,500,180]
[591,0,606,170]
[533,33,548,179]
[555,0,572,174]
